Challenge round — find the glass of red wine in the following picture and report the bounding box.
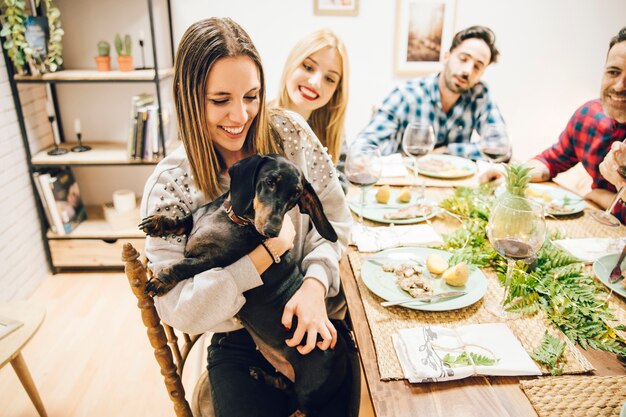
[401,122,435,199]
[477,124,511,167]
[345,144,382,225]
[486,195,546,319]
[590,143,626,227]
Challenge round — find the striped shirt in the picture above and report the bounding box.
[353,74,506,158]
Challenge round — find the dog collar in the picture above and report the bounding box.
[223,199,253,227]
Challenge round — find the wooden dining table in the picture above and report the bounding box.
[341,181,626,417]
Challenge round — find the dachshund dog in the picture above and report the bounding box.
[139,154,358,417]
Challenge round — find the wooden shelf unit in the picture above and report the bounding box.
[2,0,175,271]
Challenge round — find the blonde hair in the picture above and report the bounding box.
[173,17,281,200]
[274,29,349,163]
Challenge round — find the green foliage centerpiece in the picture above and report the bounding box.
[440,163,626,361]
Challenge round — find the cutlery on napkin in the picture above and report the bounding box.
[351,224,444,252]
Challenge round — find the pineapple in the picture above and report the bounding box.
[504,163,533,197]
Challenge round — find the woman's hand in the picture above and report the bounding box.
[282,278,337,355]
[599,141,626,189]
[267,215,296,256]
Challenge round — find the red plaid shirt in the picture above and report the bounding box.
[535,99,626,223]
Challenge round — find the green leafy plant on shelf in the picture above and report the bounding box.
[439,164,626,357]
[114,32,133,71]
[0,0,64,74]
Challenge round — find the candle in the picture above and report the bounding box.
[138,30,144,42]
[74,118,81,135]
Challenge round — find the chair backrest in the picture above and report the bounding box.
[122,242,202,417]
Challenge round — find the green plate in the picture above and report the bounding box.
[411,154,477,179]
[360,247,488,311]
[496,183,586,216]
[593,252,626,299]
[349,187,439,225]
[621,401,626,417]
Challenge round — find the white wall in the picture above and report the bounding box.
[171,0,626,162]
[0,58,49,301]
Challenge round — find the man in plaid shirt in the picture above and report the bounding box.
[530,27,626,224]
[352,26,506,159]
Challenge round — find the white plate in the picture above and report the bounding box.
[360,247,488,311]
[593,252,626,299]
[495,183,586,216]
[410,154,477,179]
[349,187,439,225]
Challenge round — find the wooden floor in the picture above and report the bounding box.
[0,272,375,417]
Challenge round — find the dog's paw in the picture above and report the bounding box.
[139,215,166,237]
[144,274,176,297]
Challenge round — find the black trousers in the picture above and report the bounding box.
[207,319,360,417]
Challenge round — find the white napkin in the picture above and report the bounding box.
[381,153,409,178]
[351,224,443,252]
[392,323,541,383]
[553,238,626,263]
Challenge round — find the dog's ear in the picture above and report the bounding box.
[228,155,271,215]
[297,178,338,242]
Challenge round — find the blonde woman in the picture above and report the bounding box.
[141,18,357,416]
[273,29,349,168]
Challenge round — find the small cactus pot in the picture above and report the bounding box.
[117,56,133,72]
[94,56,111,71]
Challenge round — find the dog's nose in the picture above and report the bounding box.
[263,224,281,238]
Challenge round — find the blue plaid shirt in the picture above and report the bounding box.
[353,74,506,158]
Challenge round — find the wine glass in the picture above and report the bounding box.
[402,122,435,200]
[486,195,546,319]
[590,142,626,227]
[477,124,512,165]
[344,144,382,226]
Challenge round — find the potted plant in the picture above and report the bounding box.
[115,33,133,71]
[94,40,110,71]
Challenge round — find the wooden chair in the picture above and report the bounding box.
[122,243,214,417]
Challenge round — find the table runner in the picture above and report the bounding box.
[348,251,596,380]
[520,376,626,417]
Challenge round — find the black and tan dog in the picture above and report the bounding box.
[139,154,358,417]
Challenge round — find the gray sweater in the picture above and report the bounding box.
[140,110,352,335]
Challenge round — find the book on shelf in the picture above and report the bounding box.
[392,323,541,383]
[34,166,87,235]
[127,93,174,161]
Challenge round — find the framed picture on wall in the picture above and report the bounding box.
[314,0,359,16]
[395,0,457,75]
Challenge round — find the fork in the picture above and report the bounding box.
[609,244,626,284]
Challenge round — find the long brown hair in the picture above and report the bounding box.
[274,29,349,163]
[173,17,281,200]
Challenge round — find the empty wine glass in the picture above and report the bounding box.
[477,124,512,165]
[345,144,382,226]
[590,140,626,227]
[402,122,435,200]
[486,195,546,319]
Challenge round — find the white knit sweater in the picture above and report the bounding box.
[140,110,352,335]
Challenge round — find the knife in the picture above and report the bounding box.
[367,257,425,267]
[380,291,467,307]
[609,244,626,284]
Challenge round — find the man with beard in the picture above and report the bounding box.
[528,27,626,223]
[352,26,504,158]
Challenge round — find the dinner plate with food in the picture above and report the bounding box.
[496,183,586,216]
[360,247,488,311]
[410,154,477,179]
[593,252,626,299]
[349,185,440,224]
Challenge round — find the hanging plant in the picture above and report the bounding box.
[0,0,64,74]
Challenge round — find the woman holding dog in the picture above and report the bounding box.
[141,17,356,417]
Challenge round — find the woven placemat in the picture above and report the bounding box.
[348,251,595,380]
[520,376,626,417]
